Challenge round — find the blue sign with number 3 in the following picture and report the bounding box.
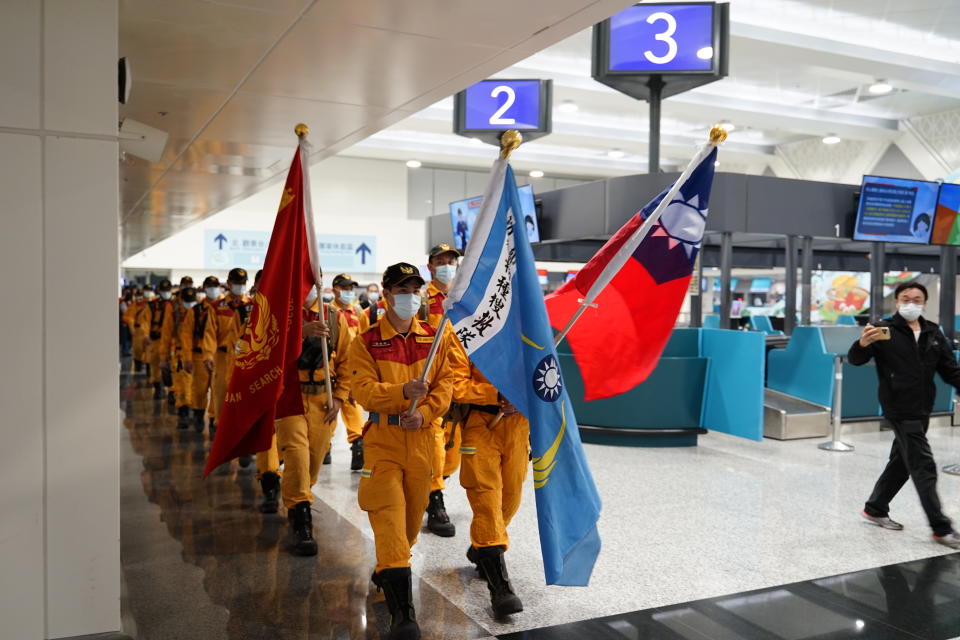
[464,80,542,130]
[609,4,715,73]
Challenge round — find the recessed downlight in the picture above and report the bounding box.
[406,160,422,168]
[529,170,544,178]
[822,135,841,145]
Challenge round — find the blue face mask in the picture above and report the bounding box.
[338,290,356,305]
[435,264,457,284]
[391,293,421,320]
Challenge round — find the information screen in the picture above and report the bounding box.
[449,184,539,253]
[463,80,542,131]
[930,183,960,246]
[749,277,772,293]
[608,3,715,73]
[852,175,939,244]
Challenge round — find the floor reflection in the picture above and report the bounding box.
[119,370,490,639]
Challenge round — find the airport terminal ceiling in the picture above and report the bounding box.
[120,0,960,260]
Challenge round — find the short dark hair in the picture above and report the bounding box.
[894,281,927,301]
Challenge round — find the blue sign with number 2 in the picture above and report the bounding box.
[464,80,541,131]
[609,4,714,73]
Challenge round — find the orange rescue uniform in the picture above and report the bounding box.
[275,304,352,508]
[454,362,530,550]
[350,317,455,571]
[178,300,214,411]
[203,293,251,422]
[129,300,150,363]
[160,300,191,409]
[146,299,174,386]
[425,280,463,491]
[330,299,368,443]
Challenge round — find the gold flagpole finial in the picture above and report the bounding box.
[709,125,728,145]
[295,123,310,138]
[500,130,522,159]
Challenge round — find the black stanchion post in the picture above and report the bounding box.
[720,232,733,329]
[801,236,813,326]
[784,235,797,335]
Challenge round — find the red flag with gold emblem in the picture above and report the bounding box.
[204,144,316,477]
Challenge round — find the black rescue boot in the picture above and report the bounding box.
[167,390,176,406]
[193,409,205,433]
[466,545,481,574]
[475,545,523,617]
[372,567,421,640]
[176,405,190,429]
[288,501,318,556]
[350,438,364,471]
[323,449,332,465]
[426,490,455,537]
[152,382,163,399]
[208,417,216,440]
[258,471,280,514]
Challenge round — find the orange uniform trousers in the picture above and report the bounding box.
[358,418,435,571]
[187,354,211,411]
[459,410,530,550]
[341,398,364,444]
[208,350,234,422]
[431,417,462,492]
[275,391,336,508]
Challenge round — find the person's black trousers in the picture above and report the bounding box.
[864,416,953,536]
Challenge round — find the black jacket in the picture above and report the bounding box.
[848,313,960,419]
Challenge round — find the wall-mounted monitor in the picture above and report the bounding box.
[712,277,738,291]
[852,175,939,244]
[930,183,960,245]
[449,184,540,253]
[749,277,772,293]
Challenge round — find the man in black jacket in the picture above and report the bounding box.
[849,281,960,549]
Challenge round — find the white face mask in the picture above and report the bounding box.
[159,291,172,301]
[183,301,197,310]
[143,291,156,300]
[391,293,421,320]
[205,287,221,300]
[338,289,356,305]
[435,264,457,284]
[231,284,246,296]
[367,291,380,303]
[898,303,923,322]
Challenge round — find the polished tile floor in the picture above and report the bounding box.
[119,367,960,639]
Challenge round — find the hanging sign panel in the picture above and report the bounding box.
[454,78,552,145]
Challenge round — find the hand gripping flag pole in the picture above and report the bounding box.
[404,131,524,420]
[296,124,334,410]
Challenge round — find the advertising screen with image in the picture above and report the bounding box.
[449,184,540,253]
[930,183,960,245]
[853,175,939,244]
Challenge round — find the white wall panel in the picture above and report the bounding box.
[44,0,118,136]
[0,0,41,129]
[0,133,45,640]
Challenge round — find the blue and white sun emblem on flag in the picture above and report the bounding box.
[533,355,563,402]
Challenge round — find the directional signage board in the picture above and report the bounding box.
[205,230,377,273]
[317,233,377,272]
[454,78,552,145]
[204,230,269,270]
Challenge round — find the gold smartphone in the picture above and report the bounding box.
[877,326,891,340]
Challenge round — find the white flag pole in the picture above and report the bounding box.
[553,126,728,348]
[297,124,334,410]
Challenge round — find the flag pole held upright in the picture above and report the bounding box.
[297,123,334,410]
[553,125,728,349]
[404,130,524,421]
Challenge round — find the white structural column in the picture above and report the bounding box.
[0,1,121,638]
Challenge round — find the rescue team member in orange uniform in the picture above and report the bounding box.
[423,244,463,537]
[161,282,196,428]
[454,361,527,617]
[203,268,250,439]
[145,280,175,399]
[330,273,369,471]
[179,278,217,433]
[276,294,352,555]
[349,263,455,640]
[130,286,153,374]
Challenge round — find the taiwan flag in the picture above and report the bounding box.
[204,137,321,477]
[545,146,718,402]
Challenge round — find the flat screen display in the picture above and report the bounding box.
[712,277,738,291]
[930,183,960,245]
[463,80,542,131]
[853,175,939,244]
[749,277,772,293]
[608,3,715,73]
[449,184,540,253]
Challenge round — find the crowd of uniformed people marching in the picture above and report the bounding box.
[119,243,526,639]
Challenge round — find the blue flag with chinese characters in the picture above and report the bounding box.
[443,159,602,586]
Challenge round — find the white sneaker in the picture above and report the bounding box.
[933,532,960,549]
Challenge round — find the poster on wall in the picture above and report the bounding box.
[811,272,870,323]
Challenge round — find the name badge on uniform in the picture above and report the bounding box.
[415,336,434,344]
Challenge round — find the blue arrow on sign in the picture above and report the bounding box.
[355,242,372,265]
[214,233,228,250]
